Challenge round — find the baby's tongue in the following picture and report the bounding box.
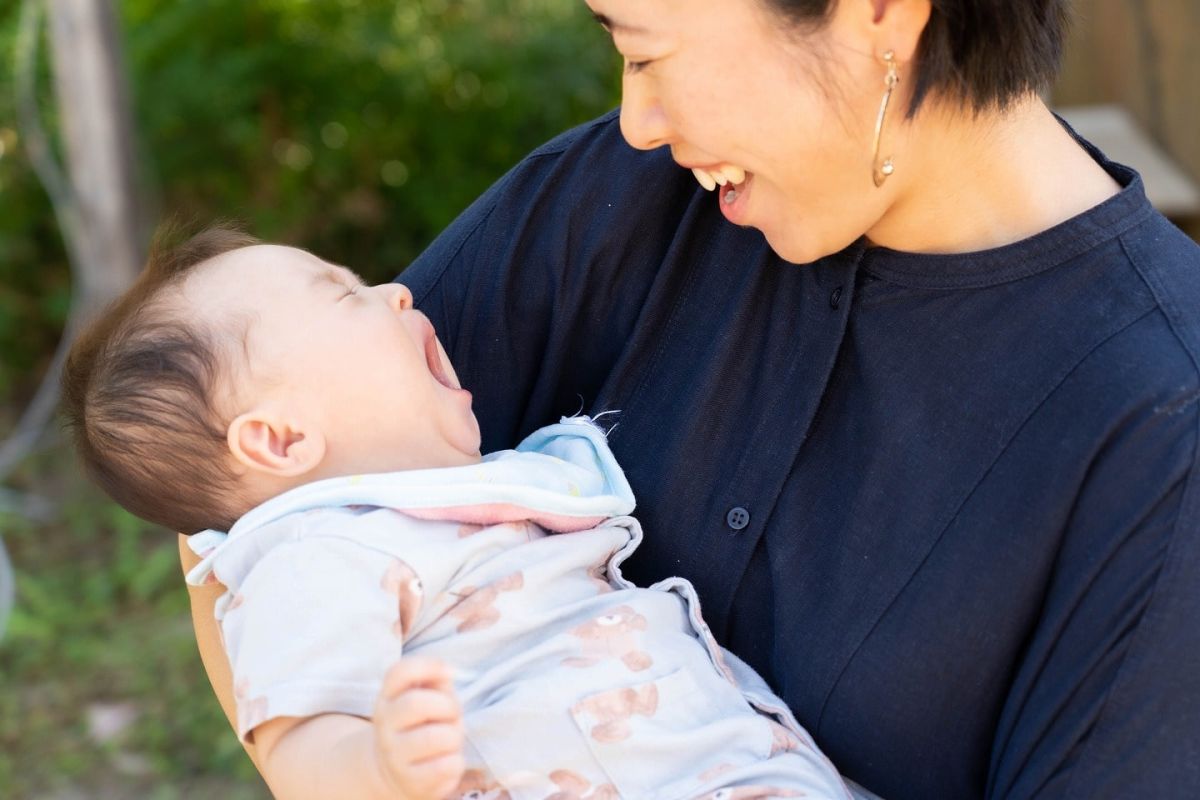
[426,338,458,389]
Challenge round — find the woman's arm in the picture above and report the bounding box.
[987,368,1200,799]
[180,534,259,766]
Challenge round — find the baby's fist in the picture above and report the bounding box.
[373,657,465,799]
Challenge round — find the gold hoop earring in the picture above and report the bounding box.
[872,50,899,188]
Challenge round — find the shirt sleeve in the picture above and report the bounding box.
[220,536,421,743]
[987,380,1200,798]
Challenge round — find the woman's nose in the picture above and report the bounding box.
[619,75,672,151]
[377,282,413,312]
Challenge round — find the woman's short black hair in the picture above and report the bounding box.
[764,0,1072,116]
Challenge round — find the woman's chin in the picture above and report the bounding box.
[765,223,857,266]
[765,232,817,266]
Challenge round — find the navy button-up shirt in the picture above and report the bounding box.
[401,110,1200,799]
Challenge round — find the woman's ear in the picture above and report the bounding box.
[227,409,326,478]
[860,0,932,63]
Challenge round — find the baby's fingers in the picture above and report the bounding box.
[374,722,465,799]
[376,719,465,785]
[381,657,454,699]
[395,750,466,799]
[388,721,464,762]
[377,688,462,734]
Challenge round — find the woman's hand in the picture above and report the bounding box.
[372,657,466,800]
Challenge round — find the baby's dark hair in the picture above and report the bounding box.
[61,224,260,533]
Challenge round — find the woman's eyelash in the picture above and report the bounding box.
[624,59,651,75]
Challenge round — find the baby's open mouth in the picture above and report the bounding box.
[424,332,460,390]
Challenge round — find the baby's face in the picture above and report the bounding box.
[184,245,482,478]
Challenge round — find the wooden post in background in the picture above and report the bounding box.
[47,0,142,304]
[0,0,144,499]
[1053,0,1200,238]
[0,0,144,637]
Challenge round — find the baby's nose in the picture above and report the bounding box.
[377,282,414,312]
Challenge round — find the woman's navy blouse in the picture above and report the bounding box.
[400,110,1200,800]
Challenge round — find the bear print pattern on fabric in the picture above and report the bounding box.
[571,683,659,743]
[447,571,525,633]
[380,558,423,640]
[453,768,513,799]
[698,763,738,783]
[768,720,807,757]
[545,769,620,799]
[562,605,653,672]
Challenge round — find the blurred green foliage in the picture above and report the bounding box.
[0,478,262,798]
[0,3,66,403]
[124,0,618,269]
[0,0,619,395]
[0,0,618,796]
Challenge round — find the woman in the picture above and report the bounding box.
[187,0,1200,797]
[400,0,1200,795]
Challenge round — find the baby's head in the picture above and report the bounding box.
[62,225,481,533]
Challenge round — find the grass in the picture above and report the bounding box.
[0,442,267,799]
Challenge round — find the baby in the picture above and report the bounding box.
[63,227,863,800]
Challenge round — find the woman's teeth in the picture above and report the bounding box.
[692,165,746,192]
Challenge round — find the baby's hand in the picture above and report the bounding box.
[372,657,465,800]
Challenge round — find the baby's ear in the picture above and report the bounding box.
[227,410,326,477]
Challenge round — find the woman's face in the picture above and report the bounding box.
[588,0,906,264]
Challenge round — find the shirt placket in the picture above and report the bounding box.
[697,249,863,640]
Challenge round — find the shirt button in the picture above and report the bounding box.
[726,506,750,531]
[830,286,844,309]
